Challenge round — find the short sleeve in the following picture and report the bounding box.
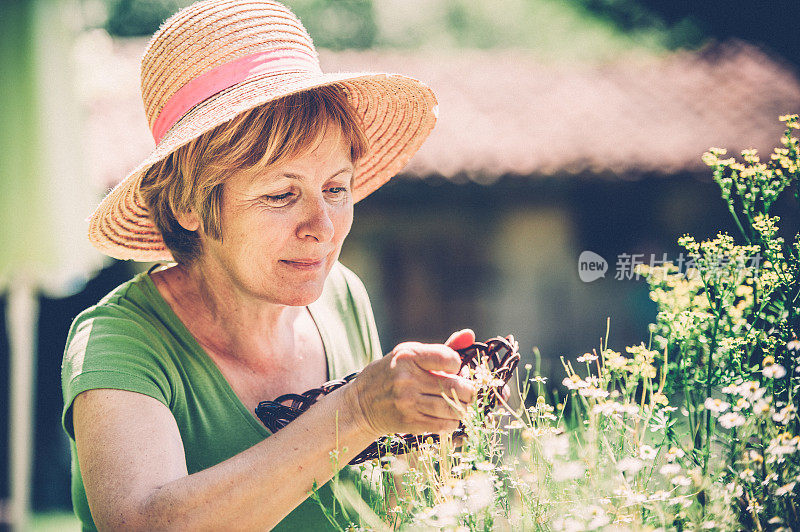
[61,307,174,439]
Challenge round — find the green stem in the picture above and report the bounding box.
[703,313,721,475]
[785,287,798,409]
[728,202,752,243]
[682,359,698,452]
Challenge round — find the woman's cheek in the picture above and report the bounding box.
[336,205,354,239]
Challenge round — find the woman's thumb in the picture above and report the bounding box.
[444,328,475,350]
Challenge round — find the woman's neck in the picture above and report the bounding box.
[151,262,305,366]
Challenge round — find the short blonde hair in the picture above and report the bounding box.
[140,86,369,265]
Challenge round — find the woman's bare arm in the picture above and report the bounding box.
[74,383,372,531]
[73,334,475,531]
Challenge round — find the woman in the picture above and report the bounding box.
[61,1,476,530]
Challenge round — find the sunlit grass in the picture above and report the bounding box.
[30,512,80,532]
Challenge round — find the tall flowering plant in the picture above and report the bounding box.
[321,116,800,531]
[638,114,800,529]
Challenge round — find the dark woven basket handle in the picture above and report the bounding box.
[255,335,520,464]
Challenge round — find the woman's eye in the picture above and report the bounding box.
[263,192,295,205]
[327,187,348,195]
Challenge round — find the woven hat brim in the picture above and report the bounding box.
[88,70,438,261]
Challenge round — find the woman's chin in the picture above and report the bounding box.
[266,281,326,307]
[263,259,333,306]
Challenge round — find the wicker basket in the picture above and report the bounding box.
[255,336,520,464]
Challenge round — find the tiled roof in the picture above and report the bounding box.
[78,36,800,190]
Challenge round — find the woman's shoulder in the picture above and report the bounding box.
[77,268,154,311]
[62,270,180,436]
[63,268,181,377]
[68,270,164,335]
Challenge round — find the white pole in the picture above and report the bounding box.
[7,277,38,532]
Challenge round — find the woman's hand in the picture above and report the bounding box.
[347,329,477,437]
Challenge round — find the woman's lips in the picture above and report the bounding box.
[279,258,325,271]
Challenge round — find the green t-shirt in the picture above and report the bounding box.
[61,261,382,531]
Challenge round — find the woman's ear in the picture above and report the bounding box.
[176,209,201,232]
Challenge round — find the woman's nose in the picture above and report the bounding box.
[297,196,335,242]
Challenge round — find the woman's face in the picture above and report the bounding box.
[191,126,355,307]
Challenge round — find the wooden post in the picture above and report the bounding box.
[7,280,38,532]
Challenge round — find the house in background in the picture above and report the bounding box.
[77,36,800,375]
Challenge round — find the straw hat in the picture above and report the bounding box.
[88,0,438,261]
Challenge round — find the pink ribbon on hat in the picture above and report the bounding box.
[151,48,321,143]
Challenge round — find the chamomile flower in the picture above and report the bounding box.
[660,463,681,476]
[465,472,495,512]
[746,450,764,464]
[704,397,730,413]
[666,447,686,462]
[732,397,750,411]
[639,445,657,460]
[740,468,756,482]
[719,412,746,429]
[616,457,644,474]
[652,392,669,406]
[753,398,772,414]
[763,363,787,379]
[578,386,609,399]
[773,405,796,425]
[562,374,589,390]
[541,435,570,460]
[738,381,766,401]
[552,461,585,481]
[671,475,692,487]
[726,481,744,497]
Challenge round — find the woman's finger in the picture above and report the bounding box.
[395,344,462,375]
[411,367,475,403]
[414,394,464,422]
[444,328,475,351]
[423,374,475,405]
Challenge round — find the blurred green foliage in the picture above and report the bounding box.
[105,0,192,36]
[285,0,377,50]
[97,0,677,61]
[578,0,800,66]
[98,0,800,65]
[427,0,670,57]
[103,0,377,49]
